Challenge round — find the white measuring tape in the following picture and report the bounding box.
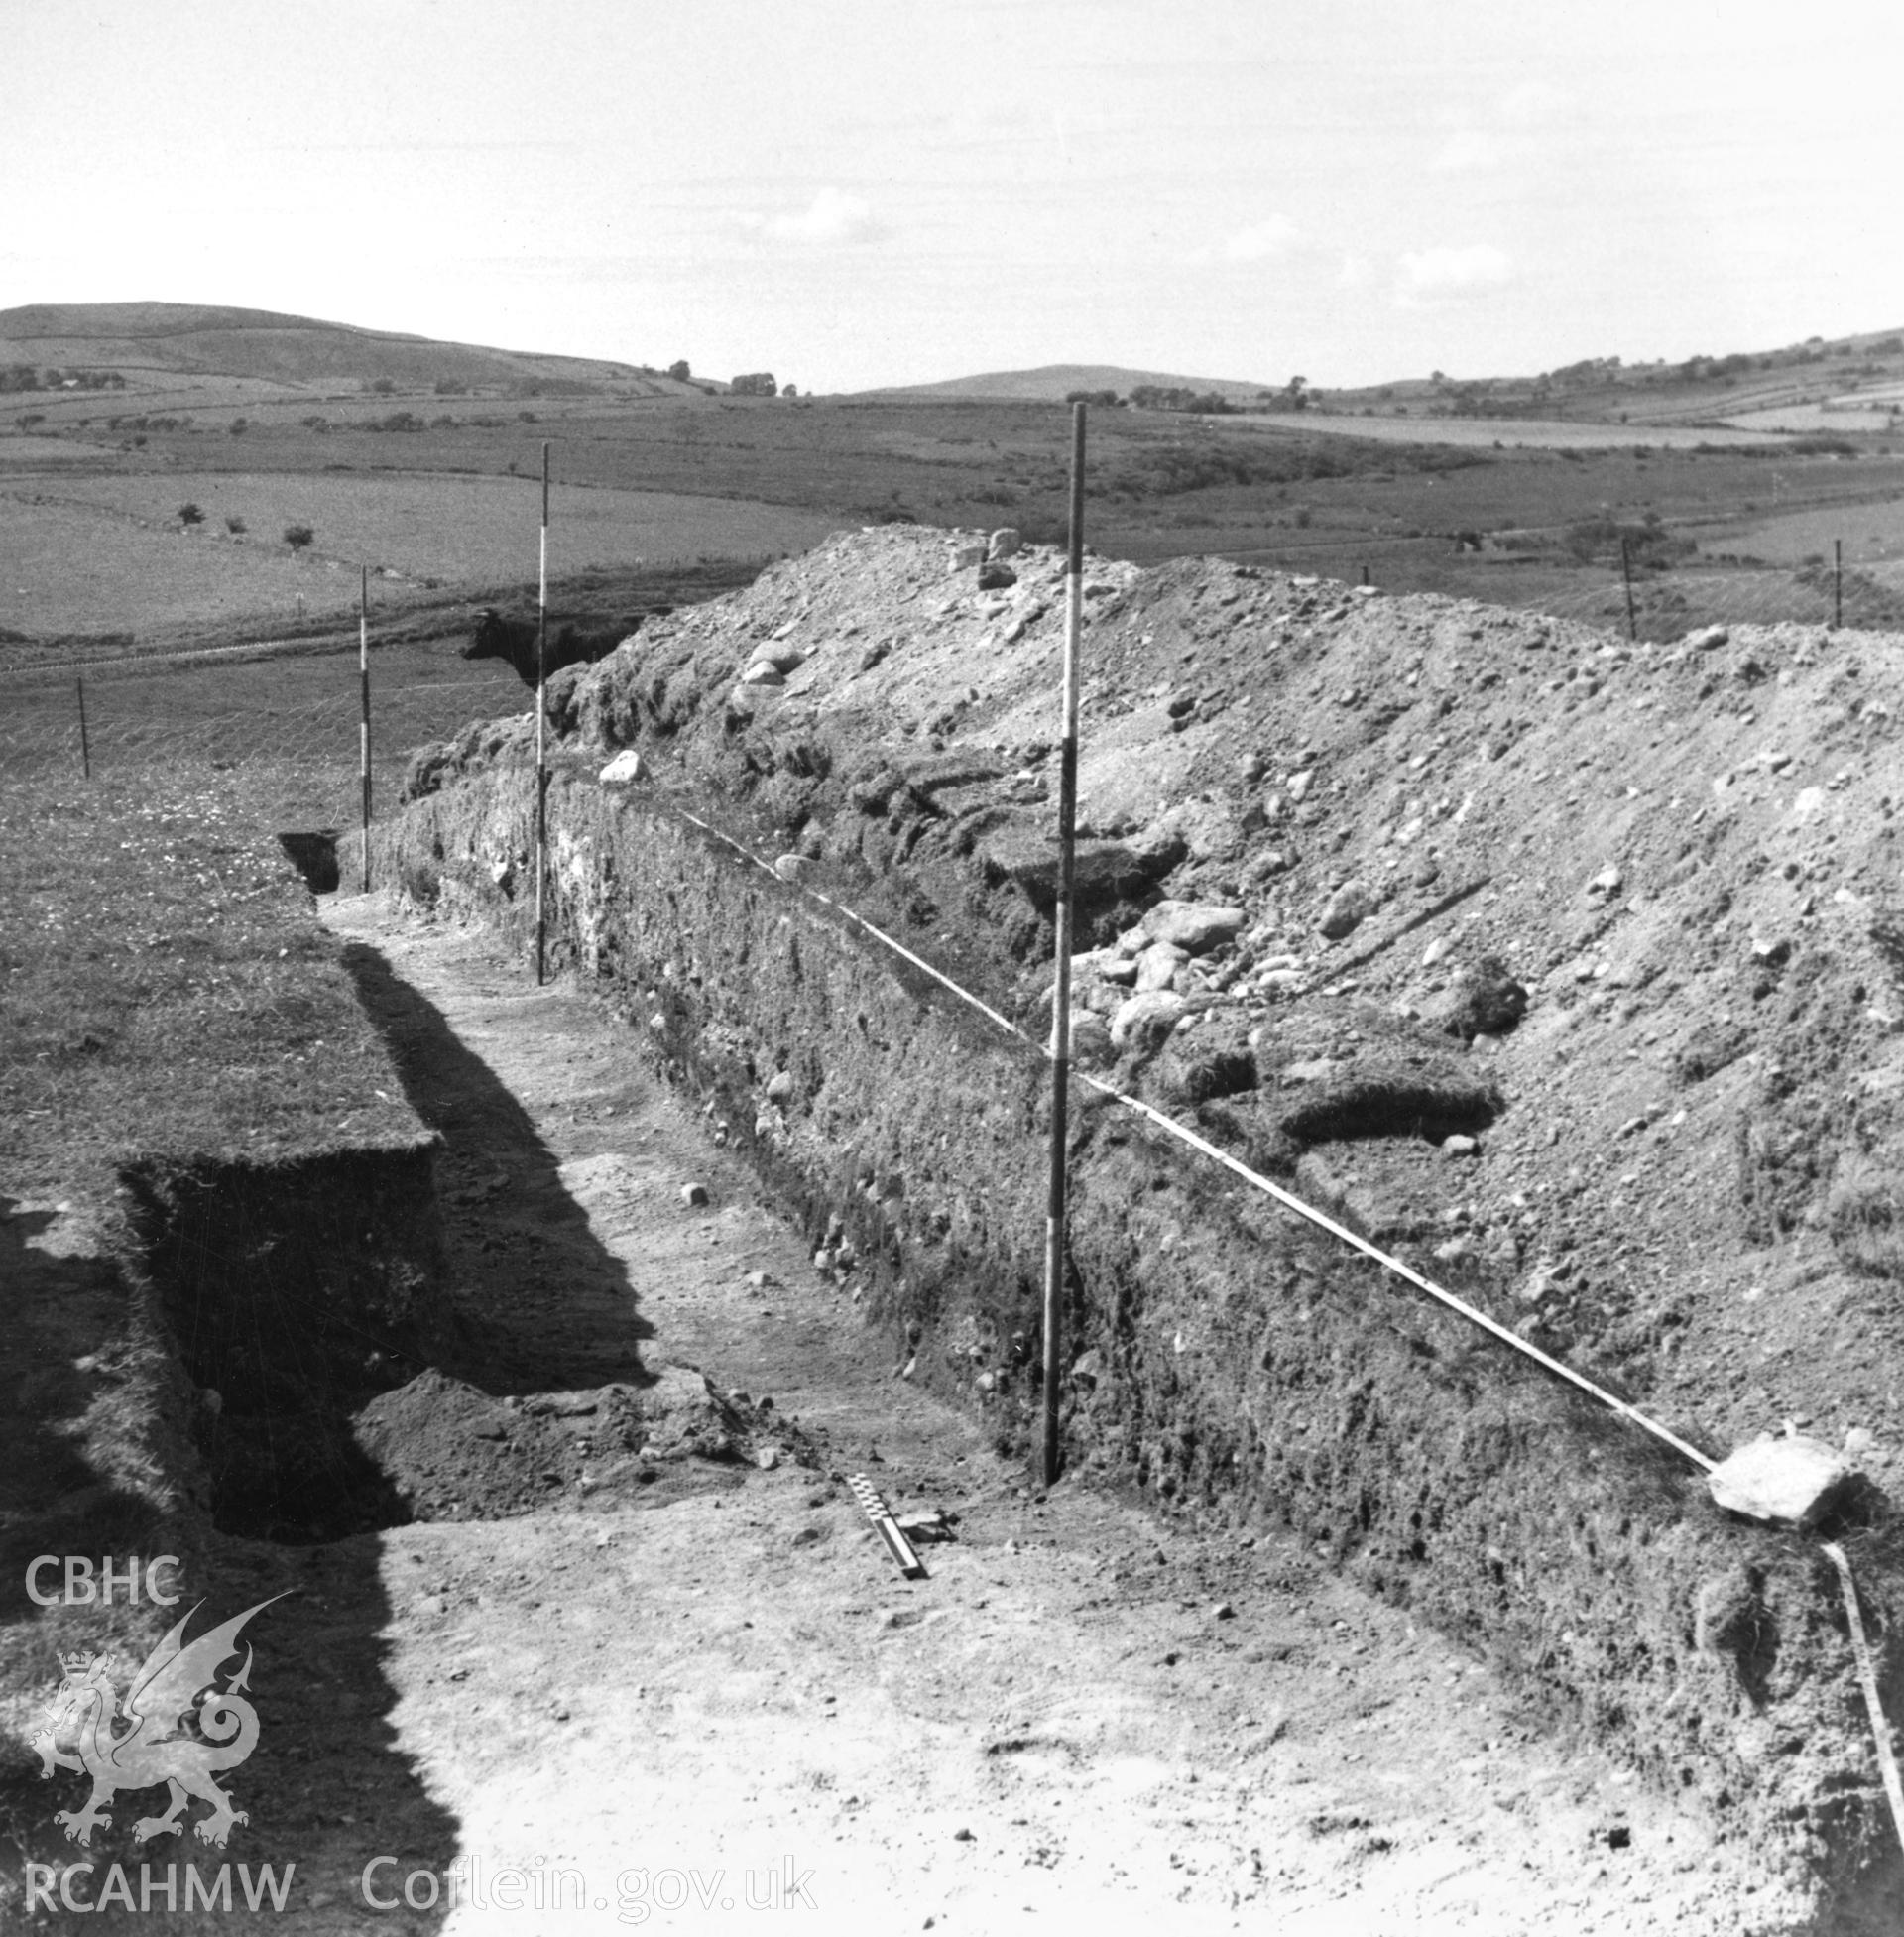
[619,788,1901,1857]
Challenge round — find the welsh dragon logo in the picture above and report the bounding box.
[31,1596,285,1849]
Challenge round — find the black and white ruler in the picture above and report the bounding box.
[847,1473,928,1580]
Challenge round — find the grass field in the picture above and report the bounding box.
[0,761,418,1206]
[1720,500,1904,575]
[0,636,541,834]
[10,367,1904,650]
[1236,412,1782,450]
[0,470,838,639]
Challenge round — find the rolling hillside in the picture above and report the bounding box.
[856,362,1274,404]
[0,303,692,399]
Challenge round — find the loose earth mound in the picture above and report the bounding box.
[380,524,1904,1922]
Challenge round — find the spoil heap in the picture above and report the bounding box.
[395,524,1904,1919]
[512,523,1904,1478]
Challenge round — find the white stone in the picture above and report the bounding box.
[1707,1435,1849,1529]
[1110,990,1186,1048]
[1143,901,1248,955]
[599,749,646,787]
[1318,882,1374,941]
[1134,941,1187,993]
[1280,1058,1341,1087]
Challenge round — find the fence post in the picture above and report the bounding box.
[76,676,90,780]
[535,440,550,986]
[1834,538,1843,630]
[1619,538,1638,642]
[359,567,371,892]
[1041,401,1086,1490]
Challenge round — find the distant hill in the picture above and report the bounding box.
[854,363,1274,405]
[859,330,1904,432]
[0,302,694,399]
[1318,326,1904,431]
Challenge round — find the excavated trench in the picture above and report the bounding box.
[277,828,341,895]
[361,756,1903,1928]
[124,1144,455,1542]
[122,897,788,1548]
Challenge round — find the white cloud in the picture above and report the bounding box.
[740,188,886,246]
[1497,80,1565,125]
[1395,244,1512,304]
[1224,215,1302,263]
[1432,129,1502,173]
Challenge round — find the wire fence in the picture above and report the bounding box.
[1214,522,1904,642]
[0,649,530,833]
[2,518,1900,835]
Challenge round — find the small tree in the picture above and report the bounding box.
[178,503,204,527]
[667,359,691,382]
[226,516,247,536]
[283,524,314,551]
[368,378,396,395]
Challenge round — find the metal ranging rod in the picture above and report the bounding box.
[535,439,550,985]
[358,565,371,892]
[847,1474,927,1581]
[1041,399,1087,1488]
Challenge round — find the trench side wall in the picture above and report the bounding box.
[371,763,1903,1921]
[122,1138,454,1541]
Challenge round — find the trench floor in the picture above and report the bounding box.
[275,891,1790,1934]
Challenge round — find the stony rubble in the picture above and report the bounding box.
[415,522,1904,1502]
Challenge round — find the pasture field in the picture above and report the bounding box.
[1233,411,1783,450]
[0,469,838,639]
[1718,499,1904,577]
[1725,405,1904,434]
[0,761,417,1205]
[3,635,541,832]
[10,377,1904,647]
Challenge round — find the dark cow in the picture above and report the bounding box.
[461,607,633,687]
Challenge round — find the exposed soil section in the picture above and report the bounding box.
[285,892,1807,1935]
[0,884,1873,1933]
[126,1145,457,1543]
[379,524,1904,1922]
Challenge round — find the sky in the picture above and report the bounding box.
[6,0,1901,395]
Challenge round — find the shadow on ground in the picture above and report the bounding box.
[339,939,654,1391]
[0,1196,462,1931]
